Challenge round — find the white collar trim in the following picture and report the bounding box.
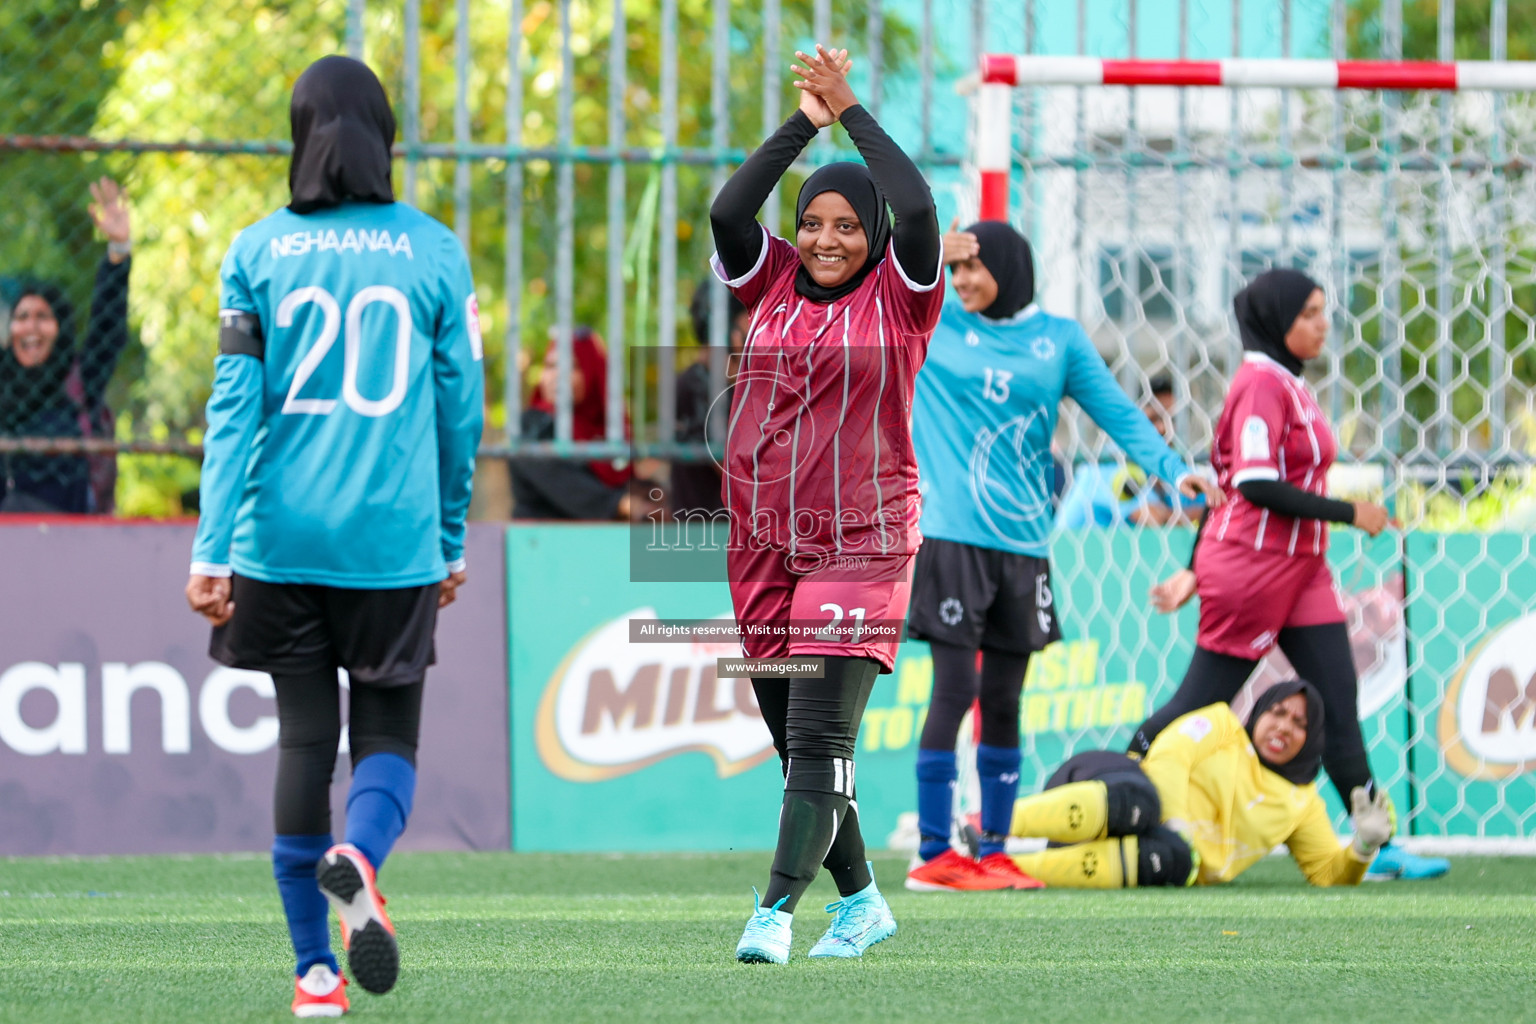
[984,302,1039,325]
[1243,350,1301,376]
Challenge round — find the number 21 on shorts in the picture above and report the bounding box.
[816,602,867,642]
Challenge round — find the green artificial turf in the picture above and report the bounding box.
[0,852,1532,1023]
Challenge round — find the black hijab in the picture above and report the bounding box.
[793,162,891,304]
[289,56,396,215]
[966,221,1035,320]
[1246,678,1326,786]
[1233,268,1321,377]
[1,282,77,432]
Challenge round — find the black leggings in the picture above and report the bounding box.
[919,640,1031,750]
[752,656,880,911]
[272,668,425,836]
[752,661,878,769]
[1128,622,1372,799]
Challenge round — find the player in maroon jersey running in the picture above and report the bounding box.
[710,45,942,962]
[1128,269,1447,880]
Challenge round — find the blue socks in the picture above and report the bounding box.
[271,755,415,977]
[917,746,1022,859]
[977,743,1022,858]
[916,748,957,862]
[273,833,338,977]
[345,752,416,870]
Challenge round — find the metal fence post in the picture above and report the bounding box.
[607,0,628,449]
[505,0,526,444]
[346,0,365,60]
[554,0,576,444]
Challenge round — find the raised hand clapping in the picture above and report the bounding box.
[792,45,859,127]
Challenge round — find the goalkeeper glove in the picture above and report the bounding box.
[1349,786,1393,857]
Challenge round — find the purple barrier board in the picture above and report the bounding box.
[0,521,508,856]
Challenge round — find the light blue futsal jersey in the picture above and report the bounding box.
[912,301,1190,557]
[191,202,485,588]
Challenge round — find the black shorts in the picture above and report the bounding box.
[907,537,1062,654]
[1045,750,1145,789]
[210,575,439,687]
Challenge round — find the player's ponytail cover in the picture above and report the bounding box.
[289,55,397,214]
[1232,269,1321,377]
[964,221,1034,320]
[1246,678,1326,786]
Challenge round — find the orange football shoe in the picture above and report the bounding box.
[291,963,348,1018]
[904,848,1016,892]
[317,843,398,995]
[978,852,1046,890]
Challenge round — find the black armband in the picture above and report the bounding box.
[1236,478,1355,524]
[219,311,264,359]
[1187,508,1209,571]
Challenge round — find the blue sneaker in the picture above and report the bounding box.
[807,870,897,959]
[735,888,793,964]
[1366,842,1450,881]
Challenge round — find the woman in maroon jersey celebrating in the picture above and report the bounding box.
[709,45,942,963]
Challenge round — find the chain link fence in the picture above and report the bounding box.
[1,0,975,517]
[965,0,1536,840]
[4,1,1534,836]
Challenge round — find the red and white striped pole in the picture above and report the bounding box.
[975,77,1013,224]
[973,54,1536,221]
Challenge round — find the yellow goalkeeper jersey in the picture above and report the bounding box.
[1139,703,1371,886]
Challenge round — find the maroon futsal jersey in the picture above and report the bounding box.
[711,230,943,670]
[1206,352,1339,558]
[713,230,944,566]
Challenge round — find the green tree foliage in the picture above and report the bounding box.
[87,0,916,450]
[92,1,346,436]
[1347,0,1536,61]
[0,0,143,300]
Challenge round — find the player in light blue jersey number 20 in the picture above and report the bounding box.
[183,57,484,1017]
[904,221,1223,893]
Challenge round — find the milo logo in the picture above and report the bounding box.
[1440,611,1536,779]
[535,608,775,781]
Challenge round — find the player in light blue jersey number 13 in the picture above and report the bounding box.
[904,221,1223,893]
[183,56,485,1017]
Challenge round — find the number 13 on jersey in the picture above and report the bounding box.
[982,367,1012,403]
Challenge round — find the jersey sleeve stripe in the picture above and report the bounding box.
[887,240,944,292]
[710,225,772,288]
[872,297,888,545]
[835,306,852,558]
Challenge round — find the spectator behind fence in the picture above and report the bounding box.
[671,278,750,516]
[0,178,132,514]
[509,327,656,520]
[1120,375,1205,526]
[1053,374,1203,530]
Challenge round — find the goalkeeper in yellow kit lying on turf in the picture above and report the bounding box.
[1008,679,1394,888]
